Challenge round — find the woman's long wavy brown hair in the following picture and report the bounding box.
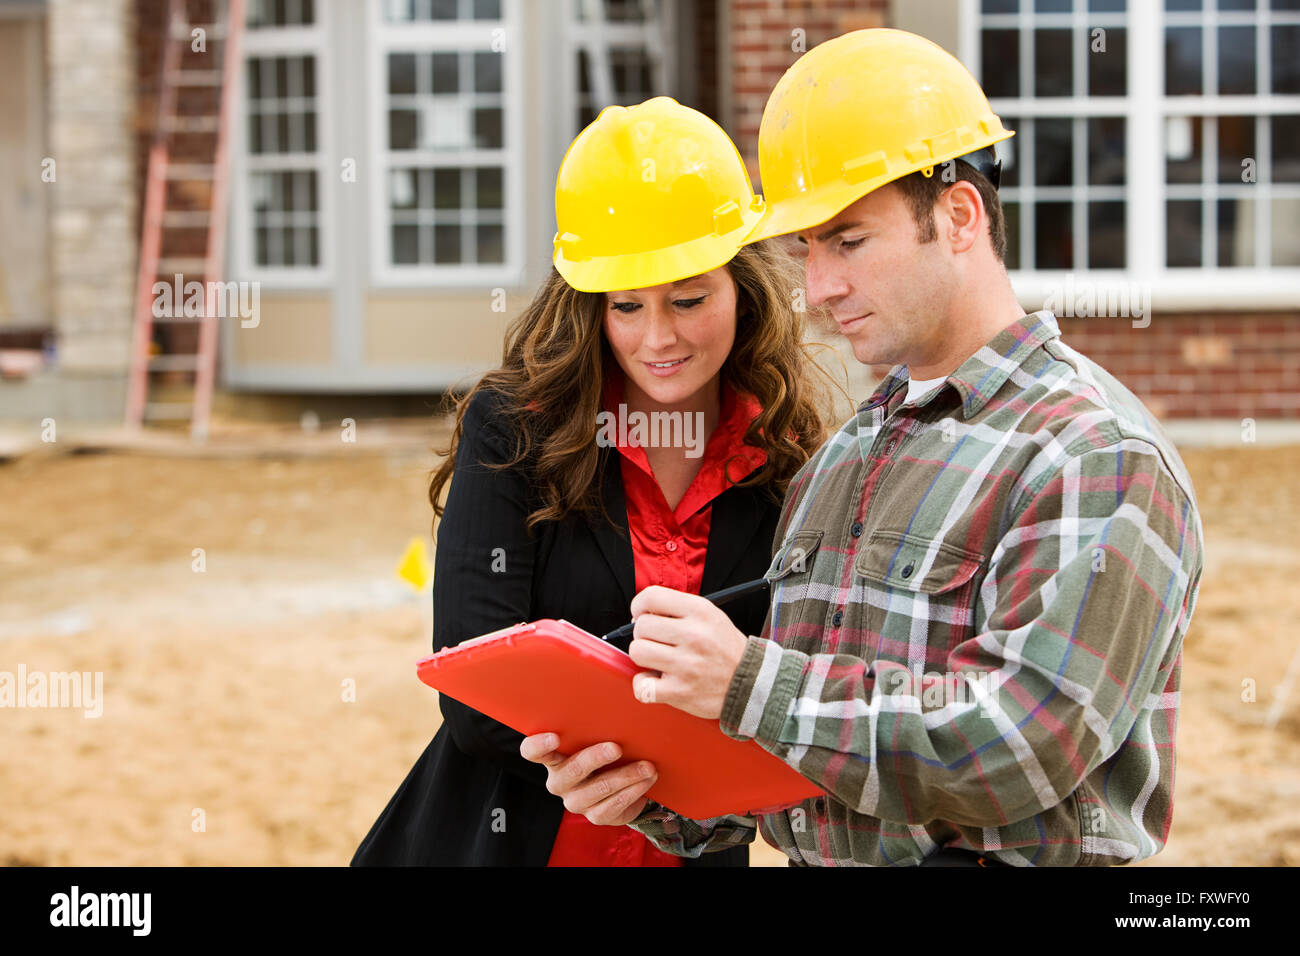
[427,239,844,534]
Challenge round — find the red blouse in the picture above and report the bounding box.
[545,369,767,867]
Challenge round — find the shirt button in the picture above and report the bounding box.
[851,522,863,537]
[901,563,914,578]
[664,540,678,553]
[831,611,843,627]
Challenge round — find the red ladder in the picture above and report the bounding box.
[126,0,246,441]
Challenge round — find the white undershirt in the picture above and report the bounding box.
[905,373,947,405]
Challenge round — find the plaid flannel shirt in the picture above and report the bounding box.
[630,311,1204,866]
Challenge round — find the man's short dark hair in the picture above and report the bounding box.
[889,160,1008,263]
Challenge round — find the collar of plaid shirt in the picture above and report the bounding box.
[628,309,1205,867]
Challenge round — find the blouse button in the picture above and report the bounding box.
[665,540,678,553]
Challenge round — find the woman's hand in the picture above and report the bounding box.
[519,734,658,825]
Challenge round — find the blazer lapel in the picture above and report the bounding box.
[588,449,637,607]
[700,471,771,595]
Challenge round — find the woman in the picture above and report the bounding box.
[351,97,834,866]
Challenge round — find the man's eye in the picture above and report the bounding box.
[674,296,706,309]
[841,237,866,251]
[609,301,640,313]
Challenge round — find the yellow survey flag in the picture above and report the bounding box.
[396,536,432,591]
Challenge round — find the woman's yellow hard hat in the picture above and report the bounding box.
[746,29,1015,243]
[552,96,765,293]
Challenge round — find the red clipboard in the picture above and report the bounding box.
[416,619,823,819]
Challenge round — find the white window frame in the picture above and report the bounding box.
[368,0,525,288]
[960,0,1300,310]
[231,15,334,288]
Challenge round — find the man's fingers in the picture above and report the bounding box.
[629,585,706,621]
[628,634,677,671]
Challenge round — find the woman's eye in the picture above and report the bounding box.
[609,301,640,314]
[674,296,706,309]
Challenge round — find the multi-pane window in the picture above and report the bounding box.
[973,0,1300,284]
[376,0,513,276]
[1162,0,1300,269]
[242,3,325,272]
[977,0,1131,271]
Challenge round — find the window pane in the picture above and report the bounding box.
[389,53,416,95]
[1218,26,1256,95]
[1273,198,1300,265]
[1273,26,1300,93]
[1035,202,1073,268]
[1035,118,1074,186]
[434,169,461,209]
[1034,30,1073,97]
[476,224,504,263]
[1272,115,1300,182]
[1166,27,1203,95]
[1035,0,1070,10]
[1217,199,1255,267]
[432,53,459,93]
[472,0,502,17]
[1089,201,1126,268]
[474,108,503,148]
[393,225,419,264]
[983,0,1018,10]
[389,169,417,208]
[432,0,458,19]
[476,167,503,208]
[1089,0,1126,9]
[1218,115,1255,184]
[1165,115,1202,183]
[1166,200,1203,266]
[435,225,462,263]
[474,51,502,93]
[981,31,1020,98]
[389,109,418,149]
[1088,26,1126,96]
[1088,116,1126,185]
[1166,0,1202,10]
[1216,0,1255,9]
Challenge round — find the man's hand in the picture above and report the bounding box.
[519,734,658,825]
[626,585,749,720]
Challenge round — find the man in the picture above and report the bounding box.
[521,28,1204,866]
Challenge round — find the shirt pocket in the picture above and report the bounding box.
[854,530,986,659]
[767,529,825,582]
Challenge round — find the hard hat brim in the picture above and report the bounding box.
[554,206,764,293]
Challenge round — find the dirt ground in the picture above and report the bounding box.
[1,433,1298,867]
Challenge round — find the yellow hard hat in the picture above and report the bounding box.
[553,96,765,293]
[746,29,1014,243]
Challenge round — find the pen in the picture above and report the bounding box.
[601,576,773,645]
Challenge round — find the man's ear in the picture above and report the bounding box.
[940,180,984,255]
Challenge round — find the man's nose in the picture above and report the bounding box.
[804,246,850,310]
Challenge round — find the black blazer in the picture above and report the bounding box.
[351,388,779,866]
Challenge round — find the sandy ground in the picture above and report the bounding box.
[1,434,1298,867]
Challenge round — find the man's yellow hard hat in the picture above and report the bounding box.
[746,29,1015,243]
[552,96,765,293]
